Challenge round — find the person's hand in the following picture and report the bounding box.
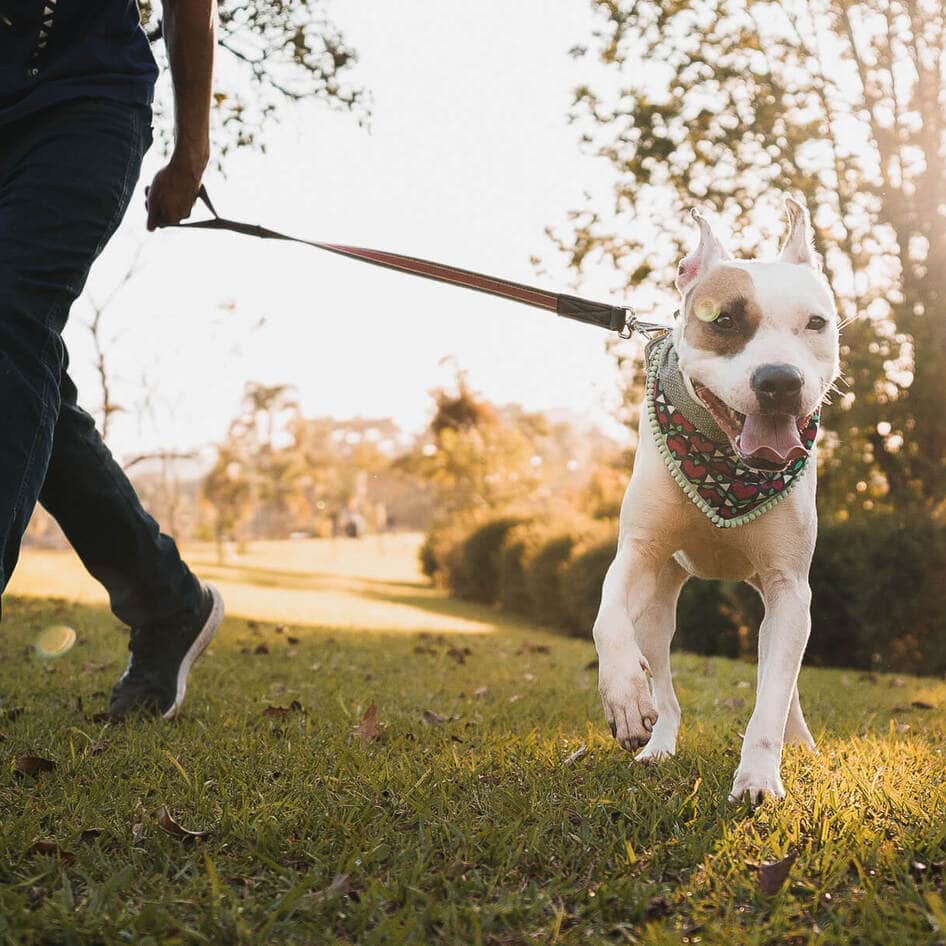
[145,150,207,231]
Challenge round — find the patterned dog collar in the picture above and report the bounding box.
[644,336,819,528]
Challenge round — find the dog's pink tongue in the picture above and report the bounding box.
[737,414,807,466]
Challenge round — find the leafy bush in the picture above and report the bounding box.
[498,524,536,615]
[427,511,946,674]
[560,535,618,635]
[447,517,523,604]
[807,513,946,674]
[675,580,743,658]
[526,534,578,627]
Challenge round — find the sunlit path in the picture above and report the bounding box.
[10,535,494,635]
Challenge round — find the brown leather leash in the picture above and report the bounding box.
[171,186,669,340]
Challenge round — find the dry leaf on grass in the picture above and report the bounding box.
[422,709,459,726]
[473,686,489,698]
[89,711,119,724]
[516,643,551,656]
[262,701,304,718]
[353,703,380,742]
[14,755,57,778]
[155,805,211,841]
[722,696,746,709]
[447,646,471,664]
[25,840,75,863]
[4,707,24,721]
[254,643,270,655]
[754,852,797,894]
[309,873,353,904]
[911,700,936,710]
[563,746,588,767]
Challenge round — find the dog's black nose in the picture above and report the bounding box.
[751,364,803,412]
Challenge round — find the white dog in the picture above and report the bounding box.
[594,197,839,803]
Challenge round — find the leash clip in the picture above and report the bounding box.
[623,309,672,341]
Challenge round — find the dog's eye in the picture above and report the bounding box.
[713,312,735,330]
[807,315,827,331]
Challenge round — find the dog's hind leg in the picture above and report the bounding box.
[635,558,689,762]
[783,687,816,749]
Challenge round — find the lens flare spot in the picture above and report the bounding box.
[34,625,77,659]
[694,298,721,322]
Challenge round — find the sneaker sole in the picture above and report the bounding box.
[162,584,225,720]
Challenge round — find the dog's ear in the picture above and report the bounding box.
[675,209,730,294]
[779,196,818,267]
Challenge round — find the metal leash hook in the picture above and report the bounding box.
[622,309,672,341]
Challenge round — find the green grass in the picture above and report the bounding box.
[2,554,946,944]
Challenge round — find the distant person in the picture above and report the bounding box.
[0,0,223,718]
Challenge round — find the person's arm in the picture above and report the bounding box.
[145,0,216,231]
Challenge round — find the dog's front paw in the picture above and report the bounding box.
[598,656,657,753]
[728,766,786,804]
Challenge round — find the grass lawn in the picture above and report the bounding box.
[2,537,946,945]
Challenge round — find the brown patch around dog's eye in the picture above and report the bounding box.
[684,266,762,356]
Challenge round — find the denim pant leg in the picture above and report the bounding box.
[39,367,202,627]
[0,98,201,625]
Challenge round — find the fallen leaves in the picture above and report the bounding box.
[447,646,472,664]
[262,700,304,718]
[562,745,588,767]
[721,696,746,710]
[13,755,57,778]
[155,806,211,841]
[753,852,797,894]
[353,703,380,742]
[25,840,75,863]
[309,873,354,904]
[422,709,459,726]
[515,642,551,656]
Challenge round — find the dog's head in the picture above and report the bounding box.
[672,197,839,472]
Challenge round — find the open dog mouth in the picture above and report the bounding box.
[692,382,812,472]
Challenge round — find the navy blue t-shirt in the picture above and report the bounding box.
[0,0,158,126]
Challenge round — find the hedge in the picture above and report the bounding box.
[423,511,946,675]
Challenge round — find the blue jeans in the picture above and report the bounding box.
[0,97,201,625]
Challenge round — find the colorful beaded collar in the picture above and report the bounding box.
[644,336,820,528]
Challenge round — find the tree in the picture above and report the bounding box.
[140,0,367,159]
[557,0,946,517]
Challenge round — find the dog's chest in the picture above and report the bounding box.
[672,533,756,582]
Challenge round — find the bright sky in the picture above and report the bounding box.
[70,1,648,461]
